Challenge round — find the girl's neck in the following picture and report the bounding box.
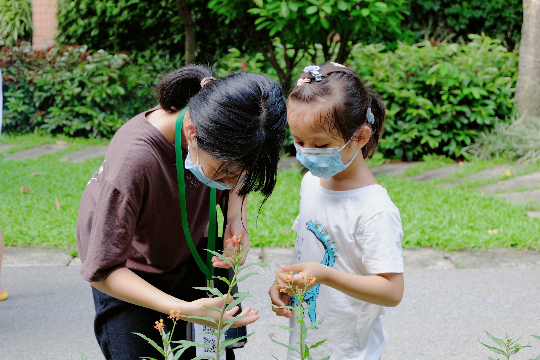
[319,154,378,191]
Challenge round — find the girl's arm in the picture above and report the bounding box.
[91,267,259,328]
[276,262,404,307]
[212,188,249,268]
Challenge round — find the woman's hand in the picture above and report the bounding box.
[275,263,328,295]
[268,280,293,318]
[182,296,259,329]
[212,220,249,269]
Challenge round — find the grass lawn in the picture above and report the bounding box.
[1,134,539,253]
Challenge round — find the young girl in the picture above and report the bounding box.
[269,63,404,360]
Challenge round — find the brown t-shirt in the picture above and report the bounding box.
[76,108,223,289]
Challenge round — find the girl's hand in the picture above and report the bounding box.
[268,280,293,318]
[183,296,259,329]
[212,219,249,269]
[275,262,327,295]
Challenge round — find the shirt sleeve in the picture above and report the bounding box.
[359,208,404,275]
[78,182,138,282]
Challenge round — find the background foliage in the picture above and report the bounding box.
[405,0,523,49]
[352,34,518,160]
[1,35,518,161]
[0,43,175,137]
[57,0,255,64]
[0,0,33,47]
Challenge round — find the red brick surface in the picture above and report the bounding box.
[32,0,58,49]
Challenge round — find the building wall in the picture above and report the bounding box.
[32,0,58,49]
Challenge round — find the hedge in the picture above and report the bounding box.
[1,43,177,137]
[1,35,518,160]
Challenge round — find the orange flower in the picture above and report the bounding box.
[154,319,165,331]
[168,310,181,320]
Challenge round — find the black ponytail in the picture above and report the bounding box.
[154,65,287,197]
[154,65,215,113]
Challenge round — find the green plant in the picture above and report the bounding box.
[478,332,540,360]
[135,235,267,359]
[350,34,518,160]
[463,115,540,164]
[57,0,255,63]
[272,273,329,360]
[209,0,406,90]
[1,43,174,137]
[406,0,523,49]
[0,0,32,47]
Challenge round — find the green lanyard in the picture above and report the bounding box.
[175,107,217,283]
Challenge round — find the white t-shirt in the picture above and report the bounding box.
[286,172,404,360]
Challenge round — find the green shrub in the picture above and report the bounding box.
[350,34,518,160]
[406,0,523,49]
[1,44,176,137]
[0,0,32,47]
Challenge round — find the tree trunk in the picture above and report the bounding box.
[177,0,196,64]
[515,0,540,118]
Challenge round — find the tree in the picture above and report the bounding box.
[209,0,405,91]
[177,0,196,64]
[515,0,540,118]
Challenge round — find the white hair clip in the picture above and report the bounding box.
[366,108,375,124]
[303,65,322,82]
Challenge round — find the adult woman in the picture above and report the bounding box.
[77,65,287,359]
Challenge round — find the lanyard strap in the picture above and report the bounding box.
[175,107,217,281]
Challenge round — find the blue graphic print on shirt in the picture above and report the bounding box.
[291,220,337,328]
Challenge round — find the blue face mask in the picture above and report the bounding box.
[295,139,359,179]
[185,141,245,190]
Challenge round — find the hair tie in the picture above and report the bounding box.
[297,78,311,87]
[200,76,215,88]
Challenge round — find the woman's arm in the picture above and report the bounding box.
[91,267,259,328]
[213,188,249,268]
[276,263,404,307]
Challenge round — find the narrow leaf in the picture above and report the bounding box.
[133,333,165,356]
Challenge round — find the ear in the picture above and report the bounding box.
[354,126,372,149]
[183,110,197,142]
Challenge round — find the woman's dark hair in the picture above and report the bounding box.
[287,62,386,159]
[154,65,287,197]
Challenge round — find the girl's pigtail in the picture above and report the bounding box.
[154,65,215,113]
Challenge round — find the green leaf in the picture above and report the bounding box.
[308,315,325,330]
[178,315,218,325]
[528,356,540,360]
[80,354,87,360]
[193,286,224,298]
[309,339,327,349]
[218,332,253,350]
[360,8,370,17]
[478,340,506,356]
[306,6,318,14]
[271,337,299,352]
[337,1,348,11]
[532,336,540,341]
[289,3,299,12]
[485,331,507,348]
[132,333,165,356]
[234,272,257,285]
[272,324,300,334]
[226,292,253,311]
[205,249,234,269]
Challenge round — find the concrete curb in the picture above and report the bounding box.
[4,246,540,269]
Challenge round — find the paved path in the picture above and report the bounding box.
[2,247,540,360]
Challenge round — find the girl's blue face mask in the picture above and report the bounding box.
[185,141,245,190]
[294,138,359,179]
